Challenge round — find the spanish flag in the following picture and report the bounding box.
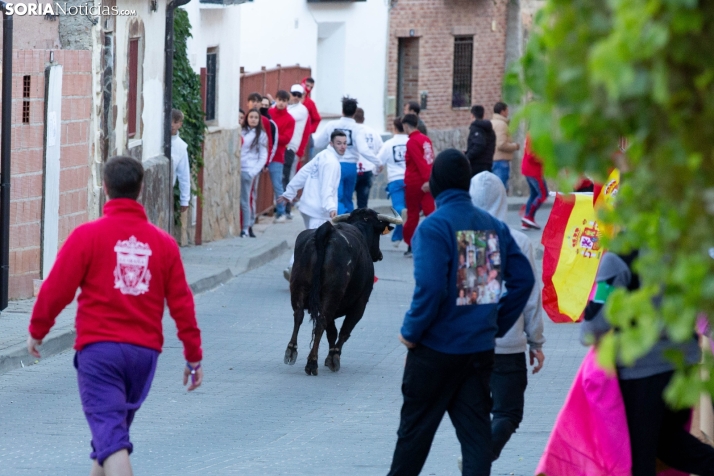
[542,171,620,323]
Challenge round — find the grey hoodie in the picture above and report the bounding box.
[470,172,545,353]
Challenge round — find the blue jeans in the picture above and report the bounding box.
[354,171,374,209]
[338,162,358,214]
[268,161,286,216]
[490,352,527,460]
[492,161,510,191]
[386,179,405,242]
[525,175,548,220]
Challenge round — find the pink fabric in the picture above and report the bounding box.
[536,348,631,476]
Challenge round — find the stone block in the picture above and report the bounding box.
[139,155,171,232]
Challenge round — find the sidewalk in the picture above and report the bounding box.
[0,213,305,376]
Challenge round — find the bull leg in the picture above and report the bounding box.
[305,319,325,376]
[324,319,340,372]
[284,307,305,365]
[329,302,368,371]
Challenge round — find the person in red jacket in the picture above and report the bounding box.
[269,90,296,222]
[520,135,548,230]
[301,77,321,161]
[402,113,436,257]
[27,156,203,476]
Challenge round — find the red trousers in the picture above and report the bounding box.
[403,184,435,246]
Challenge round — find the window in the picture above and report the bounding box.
[127,38,139,138]
[206,50,217,122]
[22,75,30,124]
[452,36,473,108]
[396,38,419,116]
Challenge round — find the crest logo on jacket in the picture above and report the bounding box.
[392,144,407,162]
[114,236,152,296]
[335,128,353,146]
[423,142,435,164]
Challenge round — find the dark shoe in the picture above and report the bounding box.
[286,213,293,220]
[240,230,248,238]
[404,246,412,258]
[248,227,256,238]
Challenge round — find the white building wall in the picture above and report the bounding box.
[183,4,242,130]
[238,0,388,132]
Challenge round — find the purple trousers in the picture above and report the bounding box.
[74,342,159,465]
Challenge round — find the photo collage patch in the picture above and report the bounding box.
[456,230,502,306]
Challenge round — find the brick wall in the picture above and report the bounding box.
[5,50,92,299]
[387,0,510,131]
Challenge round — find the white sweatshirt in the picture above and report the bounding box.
[240,127,268,178]
[313,117,380,166]
[171,134,191,207]
[283,146,341,220]
[287,103,309,152]
[357,124,384,174]
[377,133,408,183]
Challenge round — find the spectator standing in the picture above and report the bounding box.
[387,149,535,476]
[313,96,381,214]
[521,135,548,230]
[402,113,435,258]
[268,90,296,223]
[279,130,345,280]
[301,77,321,161]
[354,107,384,209]
[170,109,190,217]
[403,101,428,135]
[470,171,545,462]
[491,102,520,191]
[465,105,496,177]
[240,109,268,238]
[378,117,409,246]
[247,93,275,162]
[27,156,203,476]
[286,84,310,218]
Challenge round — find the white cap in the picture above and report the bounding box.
[290,84,305,94]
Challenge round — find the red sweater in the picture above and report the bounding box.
[303,97,321,134]
[268,106,295,164]
[405,130,435,186]
[29,199,203,362]
[297,115,312,160]
[521,135,544,178]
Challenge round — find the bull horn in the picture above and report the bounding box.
[377,207,403,225]
[332,213,351,223]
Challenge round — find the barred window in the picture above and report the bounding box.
[206,51,217,122]
[127,38,139,137]
[452,36,473,108]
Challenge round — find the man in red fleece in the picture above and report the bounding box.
[520,134,548,230]
[402,113,435,257]
[269,90,296,222]
[301,77,321,162]
[27,156,203,476]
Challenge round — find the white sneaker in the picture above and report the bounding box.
[392,240,402,248]
[274,215,287,224]
[283,267,291,281]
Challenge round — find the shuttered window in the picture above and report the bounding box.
[127,38,139,138]
[452,36,473,108]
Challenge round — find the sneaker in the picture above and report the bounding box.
[240,230,248,238]
[521,224,531,231]
[392,240,402,248]
[274,215,287,224]
[248,227,256,238]
[404,246,412,258]
[286,213,293,220]
[457,456,462,472]
[283,266,292,281]
[521,217,541,229]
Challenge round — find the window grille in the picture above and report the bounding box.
[127,38,139,137]
[452,36,473,108]
[206,52,217,121]
[22,75,30,124]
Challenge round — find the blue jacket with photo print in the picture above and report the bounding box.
[400,188,535,354]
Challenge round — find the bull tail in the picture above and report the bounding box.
[308,221,334,322]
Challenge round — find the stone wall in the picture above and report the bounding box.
[138,155,171,231]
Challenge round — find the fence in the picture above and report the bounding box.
[240,65,311,218]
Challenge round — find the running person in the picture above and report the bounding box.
[27,156,203,475]
[378,117,409,246]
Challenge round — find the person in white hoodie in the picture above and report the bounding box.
[279,130,345,280]
[354,107,384,209]
[171,109,191,213]
[240,109,268,238]
[378,117,409,246]
[313,96,381,214]
[469,171,546,462]
[285,84,310,218]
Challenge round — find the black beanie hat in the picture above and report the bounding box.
[429,149,472,199]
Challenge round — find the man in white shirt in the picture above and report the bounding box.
[377,117,409,246]
[171,109,191,245]
[285,84,310,218]
[354,107,384,209]
[278,130,346,280]
[313,96,381,214]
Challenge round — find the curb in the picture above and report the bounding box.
[0,239,290,377]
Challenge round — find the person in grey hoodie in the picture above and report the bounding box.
[470,171,546,461]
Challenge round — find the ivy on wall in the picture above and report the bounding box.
[172,8,205,225]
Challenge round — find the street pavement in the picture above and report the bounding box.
[0,200,587,475]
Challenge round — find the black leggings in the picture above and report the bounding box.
[619,371,714,476]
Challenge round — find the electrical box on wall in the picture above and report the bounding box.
[420,91,428,110]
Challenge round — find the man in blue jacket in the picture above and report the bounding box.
[387,149,535,476]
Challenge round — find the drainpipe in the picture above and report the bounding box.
[164,0,191,234]
[0,2,13,311]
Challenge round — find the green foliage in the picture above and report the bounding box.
[172,8,205,225]
[507,1,714,407]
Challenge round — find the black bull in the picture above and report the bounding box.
[284,208,403,376]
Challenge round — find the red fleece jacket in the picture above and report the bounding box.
[28,199,203,362]
[405,130,435,186]
[303,97,321,134]
[520,135,544,178]
[268,106,295,164]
